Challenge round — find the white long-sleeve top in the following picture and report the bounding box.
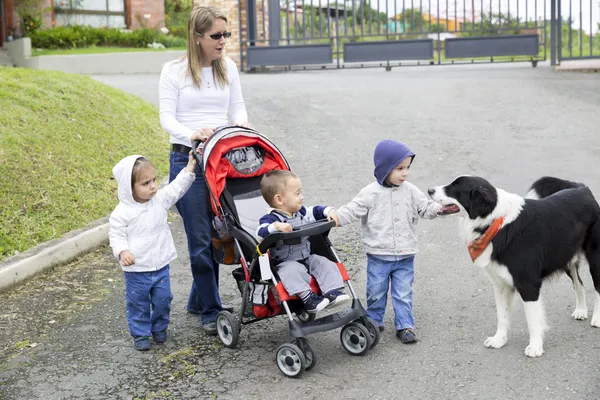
[108,155,195,272]
[159,57,248,147]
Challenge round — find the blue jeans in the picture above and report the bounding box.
[124,265,173,337]
[170,151,222,324]
[366,254,415,331]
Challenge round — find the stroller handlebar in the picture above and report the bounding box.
[257,220,336,255]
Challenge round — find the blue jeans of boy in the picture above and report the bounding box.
[124,265,173,337]
[170,151,223,324]
[366,254,415,331]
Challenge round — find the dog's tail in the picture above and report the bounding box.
[525,176,586,200]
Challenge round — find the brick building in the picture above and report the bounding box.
[1,0,166,46]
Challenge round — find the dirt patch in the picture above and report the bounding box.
[0,246,122,360]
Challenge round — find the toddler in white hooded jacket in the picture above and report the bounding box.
[108,152,195,351]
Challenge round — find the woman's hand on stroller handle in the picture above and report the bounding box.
[190,128,214,143]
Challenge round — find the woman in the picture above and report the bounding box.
[159,5,250,335]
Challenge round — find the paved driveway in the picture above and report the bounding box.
[2,64,600,400]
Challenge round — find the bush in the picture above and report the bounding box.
[29,25,186,49]
[21,15,43,36]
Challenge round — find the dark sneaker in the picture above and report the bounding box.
[152,330,168,344]
[324,289,351,308]
[396,328,417,344]
[303,293,329,314]
[134,336,152,351]
[378,326,385,332]
[203,321,218,336]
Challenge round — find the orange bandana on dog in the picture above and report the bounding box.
[467,217,505,262]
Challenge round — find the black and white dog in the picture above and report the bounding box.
[428,176,600,357]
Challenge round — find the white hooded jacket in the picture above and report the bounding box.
[108,155,195,272]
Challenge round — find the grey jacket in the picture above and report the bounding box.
[337,181,441,256]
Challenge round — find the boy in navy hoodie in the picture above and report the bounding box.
[336,140,450,343]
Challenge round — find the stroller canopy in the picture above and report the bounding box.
[202,126,290,223]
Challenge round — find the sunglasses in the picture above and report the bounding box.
[198,31,232,40]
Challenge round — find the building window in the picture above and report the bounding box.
[54,0,126,28]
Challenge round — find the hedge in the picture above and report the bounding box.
[30,26,187,50]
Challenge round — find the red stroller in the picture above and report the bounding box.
[193,125,380,378]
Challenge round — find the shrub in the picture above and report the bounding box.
[29,25,186,49]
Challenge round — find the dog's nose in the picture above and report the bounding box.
[427,188,435,196]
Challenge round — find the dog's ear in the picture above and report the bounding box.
[468,186,497,219]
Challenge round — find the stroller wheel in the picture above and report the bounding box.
[295,310,316,323]
[293,337,317,371]
[361,317,381,349]
[340,322,372,356]
[216,311,240,348]
[275,343,306,378]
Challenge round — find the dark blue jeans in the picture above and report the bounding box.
[169,151,222,324]
[124,265,172,337]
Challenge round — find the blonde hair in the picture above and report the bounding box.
[260,170,298,207]
[186,6,229,89]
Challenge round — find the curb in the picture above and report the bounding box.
[0,217,110,292]
[554,60,600,73]
[0,177,170,292]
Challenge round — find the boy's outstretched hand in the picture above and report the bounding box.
[327,209,340,226]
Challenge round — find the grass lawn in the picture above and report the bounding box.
[0,67,170,261]
[32,46,186,56]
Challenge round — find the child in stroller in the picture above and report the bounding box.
[193,125,380,378]
[256,169,351,314]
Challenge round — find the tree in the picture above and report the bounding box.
[461,13,522,36]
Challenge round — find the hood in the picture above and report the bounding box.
[113,154,144,206]
[373,140,415,186]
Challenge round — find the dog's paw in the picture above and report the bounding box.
[590,313,600,327]
[572,308,588,320]
[483,334,507,349]
[524,342,544,358]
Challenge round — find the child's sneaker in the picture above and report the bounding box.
[396,328,417,344]
[324,289,351,308]
[303,293,329,314]
[134,336,152,351]
[152,330,168,344]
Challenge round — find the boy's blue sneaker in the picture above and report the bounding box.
[303,293,329,314]
[152,330,168,344]
[324,289,351,308]
[134,336,152,351]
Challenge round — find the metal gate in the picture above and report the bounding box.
[238,0,600,71]
[554,0,600,62]
[239,0,551,71]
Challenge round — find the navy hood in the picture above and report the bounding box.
[373,140,415,186]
